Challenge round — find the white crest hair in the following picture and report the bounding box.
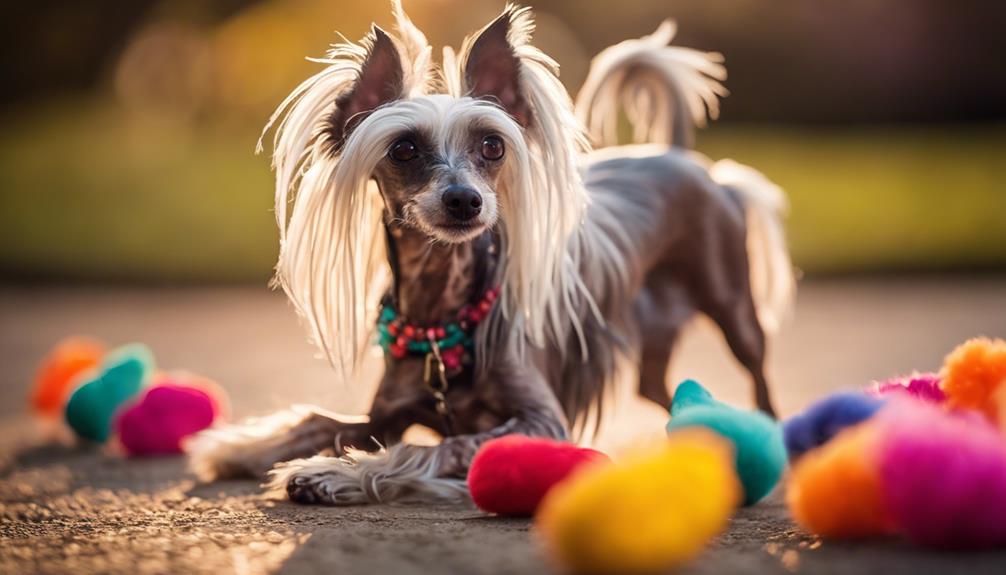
[575,19,728,148]
[261,2,599,378]
[454,5,597,354]
[390,0,436,96]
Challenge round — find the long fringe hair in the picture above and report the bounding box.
[261,2,597,381]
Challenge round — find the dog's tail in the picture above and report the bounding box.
[574,20,727,150]
[710,159,796,334]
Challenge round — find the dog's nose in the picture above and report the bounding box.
[441,185,483,221]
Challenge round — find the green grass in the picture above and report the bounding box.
[1,105,1004,282]
[0,106,277,282]
[698,125,1006,274]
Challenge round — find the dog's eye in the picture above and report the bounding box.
[389,139,418,162]
[480,135,505,161]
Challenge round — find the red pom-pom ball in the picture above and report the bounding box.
[468,435,608,516]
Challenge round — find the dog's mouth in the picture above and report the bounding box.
[432,221,488,242]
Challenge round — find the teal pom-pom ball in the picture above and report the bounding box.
[666,379,786,505]
[65,344,154,442]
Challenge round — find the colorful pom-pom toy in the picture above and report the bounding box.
[785,336,1006,549]
[467,435,608,516]
[867,372,944,403]
[787,421,895,539]
[114,373,227,456]
[31,337,107,418]
[32,336,227,455]
[875,399,1006,548]
[783,392,884,459]
[666,379,786,505]
[940,337,1006,426]
[64,343,155,442]
[536,429,740,574]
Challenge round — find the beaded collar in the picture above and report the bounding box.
[376,285,500,375]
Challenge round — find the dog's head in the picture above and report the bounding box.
[326,15,534,244]
[268,2,592,370]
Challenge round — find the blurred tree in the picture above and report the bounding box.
[4,0,1005,124]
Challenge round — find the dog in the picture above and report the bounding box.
[188,1,794,505]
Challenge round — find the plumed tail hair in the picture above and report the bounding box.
[710,159,796,333]
[574,20,727,149]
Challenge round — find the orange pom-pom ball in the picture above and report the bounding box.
[786,422,895,539]
[31,337,106,418]
[941,337,1006,424]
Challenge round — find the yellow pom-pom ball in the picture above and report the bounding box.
[941,337,1006,425]
[536,429,741,574]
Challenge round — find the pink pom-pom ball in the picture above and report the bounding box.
[876,399,1006,548]
[114,373,226,456]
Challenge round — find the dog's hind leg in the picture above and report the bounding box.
[635,275,695,410]
[186,407,377,481]
[696,221,777,417]
[696,188,780,418]
[705,290,776,418]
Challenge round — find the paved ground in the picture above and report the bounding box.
[2,278,1006,574]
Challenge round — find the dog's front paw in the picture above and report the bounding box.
[285,473,327,504]
[267,456,368,506]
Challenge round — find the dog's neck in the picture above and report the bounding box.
[384,223,497,325]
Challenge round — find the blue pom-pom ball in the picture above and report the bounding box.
[783,392,884,459]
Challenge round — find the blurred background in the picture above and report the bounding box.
[2,0,1004,283]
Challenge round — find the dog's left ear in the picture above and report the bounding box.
[328,25,405,147]
[462,12,531,126]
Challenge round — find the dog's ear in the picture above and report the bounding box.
[328,26,405,147]
[462,12,531,126]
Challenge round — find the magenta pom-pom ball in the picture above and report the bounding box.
[876,399,1006,548]
[868,373,945,404]
[468,435,609,516]
[114,381,223,456]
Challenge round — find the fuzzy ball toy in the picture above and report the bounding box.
[31,337,106,418]
[666,379,786,505]
[536,429,740,574]
[467,435,608,516]
[868,373,944,404]
[65,344,154,442]
[940,337,1006,425]
[114,374,226,456]
[786,421,895,539]
[875,399,1006,548]
[783,392,885,459]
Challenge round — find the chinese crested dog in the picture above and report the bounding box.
[188,1,794,505]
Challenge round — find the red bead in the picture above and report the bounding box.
[479,300,492,313]
[396,336,408,348]
[443,354,460,370]
[426,328,437,341]
[486,289,497,302]
[390,344,406,359]
[436,327,446,339]
[403,325,415,338]
[388,323,399,336]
